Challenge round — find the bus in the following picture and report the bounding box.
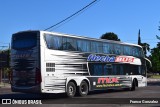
[11,30,151,97]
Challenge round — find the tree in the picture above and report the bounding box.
[138,29,141,45]
[100,32,120,41]
[0,49,10,67]
[150,47,160,73]
[137,29,150,56]
[149,27,160,73]
[156,35,160,49]
[140,43,150,56]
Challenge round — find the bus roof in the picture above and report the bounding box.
[14,30,143,49]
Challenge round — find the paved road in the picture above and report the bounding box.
[0,82,160,107]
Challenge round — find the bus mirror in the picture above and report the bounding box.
[144,58,152,68]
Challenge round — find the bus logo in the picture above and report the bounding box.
[115,56,134,62]
[87,54,135,63]
[87,54,115,62]
[98,77,119,84]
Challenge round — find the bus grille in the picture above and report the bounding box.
[46,63,55,72]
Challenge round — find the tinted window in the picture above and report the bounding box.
[104,64,112,75]
[114,44,122,55]
[132,47,140,57]
[91,41,102,53]
[103,43,114,54]
[139,48,145,57]
[124,64,141,75]
[12,32,37,50]
[89,63,103,76]
[112,64,124,75]
[62,37,77,51]
[124,45,132,56]
[89,63,125,76]
[45,34,62,50]
[77,39,90,52]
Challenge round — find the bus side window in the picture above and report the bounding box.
[62,37,77,51]
[77,40,90,52]
[124,45,132,56]
[94,64,103,76]
[112,64,124,75]
[132,47,140,57]
[103,43,110,54]
[114,44,122,55]
[45,35,54,49]
[91,41,102,53]
[89,63,103,76]
[141,65,146,75]
[105,64,112,75]
[45,34,62,50]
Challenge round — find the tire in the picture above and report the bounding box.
[66,82,76,97]
[130,79,136,91]
[78,81,88,97]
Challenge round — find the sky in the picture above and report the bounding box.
[0,0,160,52]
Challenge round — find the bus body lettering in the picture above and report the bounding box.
[98,77,119,84]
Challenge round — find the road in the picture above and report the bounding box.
[0,81,160,107]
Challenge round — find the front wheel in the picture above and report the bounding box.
[66,82,76,97]
[78,81,88,97]
[130,79,136,91]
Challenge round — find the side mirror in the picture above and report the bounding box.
[144,58,152,68]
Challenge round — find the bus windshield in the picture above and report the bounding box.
[12,32,37,50]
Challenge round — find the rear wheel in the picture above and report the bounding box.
[78,81,88,97]
[66,82,76,97]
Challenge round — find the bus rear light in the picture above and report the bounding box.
[35,68,42,84]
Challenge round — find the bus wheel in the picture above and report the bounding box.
[67,82,76,97]
[131,79,136,91]
[79,81,88,97]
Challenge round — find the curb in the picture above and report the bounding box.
[0,84,11,88]
[147,78,160,82]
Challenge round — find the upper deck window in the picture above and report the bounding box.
[124,45,132,56]
[44,33,144,58]
[77,39,90,52]
[114,44,122,55]
[45,34,62,50]
[91,41,102,53]
[62,37,77,51]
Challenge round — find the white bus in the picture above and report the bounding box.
[11,30,151,97]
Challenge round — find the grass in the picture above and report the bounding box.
[150,75,160,79]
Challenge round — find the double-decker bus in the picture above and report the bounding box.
[11,30,151,97]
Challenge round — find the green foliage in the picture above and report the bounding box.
[150,45,160,73]
[156,35,160,40]
[139,43,150,56]
[0,49,10,68]
[150,75,160,79]
[100,32,120,41]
